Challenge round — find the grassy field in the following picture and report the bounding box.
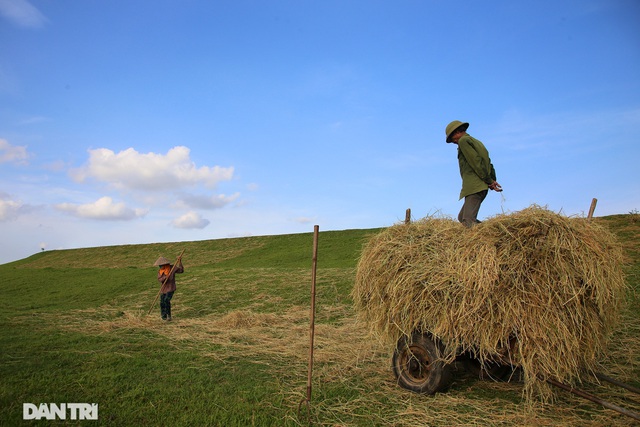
[1,217,638,426]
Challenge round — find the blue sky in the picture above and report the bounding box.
[1,0,639,264]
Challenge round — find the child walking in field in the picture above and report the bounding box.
[153,256,184,321]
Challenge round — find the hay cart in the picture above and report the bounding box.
[391,320,640,421]
[354,207,640,421]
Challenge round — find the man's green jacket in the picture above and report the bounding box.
[457,134,497,199]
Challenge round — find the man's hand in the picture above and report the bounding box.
[489,181,503,192]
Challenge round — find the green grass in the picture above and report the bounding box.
[1,221,638,426]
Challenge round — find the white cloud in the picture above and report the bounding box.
[0,0,47,28]
[43,160,68,172]
[293,216,316,224]
[0,192,36,221]
[0,139,29,164]
[171,211,210,229]
[178,192,240,210]
[0,193,26,221]
[492,107,640,152]
[55,196,148,221]
[71,146,234,191]
[18,115,51,125]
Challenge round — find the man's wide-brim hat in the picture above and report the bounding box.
[445,120,469,143]
[154,256,171,267]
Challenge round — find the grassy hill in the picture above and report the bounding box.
[1,218,638,426]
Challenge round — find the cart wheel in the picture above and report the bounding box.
[392,332,452,394]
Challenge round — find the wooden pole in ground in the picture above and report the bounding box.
[299,225,319,419]
[148,249,185,315]
[588,198,598,220]
[405,208,411,224]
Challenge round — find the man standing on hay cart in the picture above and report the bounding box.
[446,120,502,227]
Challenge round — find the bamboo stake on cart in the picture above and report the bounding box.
[405,208,411,224]
[588,198,598,220]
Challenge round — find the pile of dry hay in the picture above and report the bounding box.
[352,205,627,401]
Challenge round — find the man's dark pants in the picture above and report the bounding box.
[458,190,488,228]
[160,291,174,320]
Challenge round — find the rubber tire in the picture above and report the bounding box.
[392,332,452,394]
